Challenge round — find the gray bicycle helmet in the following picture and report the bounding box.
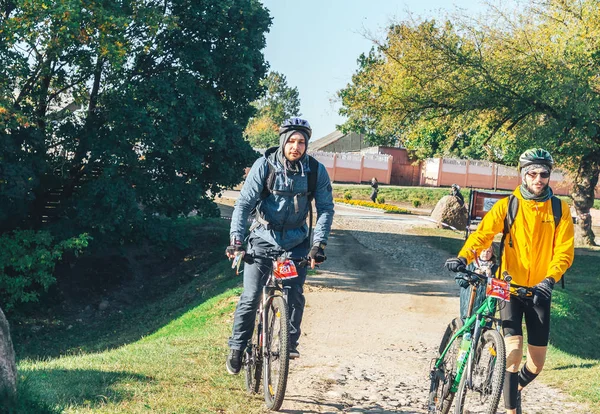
[518,148,554,172]
[279,117,312,139]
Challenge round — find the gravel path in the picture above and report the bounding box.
[280,212,587,414]
[217,194,587,414]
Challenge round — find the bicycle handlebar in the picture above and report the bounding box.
[242,252,311,268]
[457,268,534,298]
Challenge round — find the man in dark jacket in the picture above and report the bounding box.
[225,117,335,375]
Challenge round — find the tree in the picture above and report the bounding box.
[0,0,271,306]
[245,71,300,148]
[338,0,600,245]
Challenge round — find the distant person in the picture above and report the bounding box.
[370,177,379,203]
[455,245,498,322]
[225,117,334,375]
[445,148,574,414]
[451,183,464,206]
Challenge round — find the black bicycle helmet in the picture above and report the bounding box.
[279,117,312,139]
[518,148,554,172]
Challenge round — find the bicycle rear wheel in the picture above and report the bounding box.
[244,311,262,394]
[263,295,289,411]
[454,329,506,414]
[428,317,463,414]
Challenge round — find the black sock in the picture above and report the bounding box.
[504,371,519,409]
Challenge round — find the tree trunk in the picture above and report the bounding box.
[0,307,17,409]
[570,152,600,246]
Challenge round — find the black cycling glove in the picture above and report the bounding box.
[309,242,326,263]
[533,277,555,305]
[225,239,244,257]
[445,257,467,273]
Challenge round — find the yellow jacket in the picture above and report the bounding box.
[459,188,574,287]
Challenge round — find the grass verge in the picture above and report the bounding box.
[12,218,268,413]
[410,226,600,412]
[334,198,411,214]
[16,263,266,413]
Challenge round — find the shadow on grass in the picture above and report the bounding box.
[552,362,598,370]
[14,368,150,413]
[13,259,239,361]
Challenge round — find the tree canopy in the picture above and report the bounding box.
[338,0,600,244]
[245,71,300,148]
[0,0,272,307]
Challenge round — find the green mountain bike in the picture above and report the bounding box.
[428,269,516,414]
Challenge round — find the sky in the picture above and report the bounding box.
[259,0,490,141]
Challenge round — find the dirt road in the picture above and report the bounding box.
[217,194,586,413]
[279,211,586,414]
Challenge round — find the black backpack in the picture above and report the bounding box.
[498,195,565,287]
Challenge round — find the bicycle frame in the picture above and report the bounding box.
[436,295,499,393]
[257,274,289,360]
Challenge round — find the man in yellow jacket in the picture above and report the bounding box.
[445,148,574,414]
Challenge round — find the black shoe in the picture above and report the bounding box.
[289,348,300,359]
[516,390,522,414]
[226,349,242,375]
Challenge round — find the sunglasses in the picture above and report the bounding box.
[526,171,550,179]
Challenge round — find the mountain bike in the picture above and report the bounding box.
[428,269,526,414]
[235,251,309,411]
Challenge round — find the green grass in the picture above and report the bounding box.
[15,262,266,413]
[412,226,600,412]
[334,184,461,207]
[11,218,268,413]
[334,184,600,211]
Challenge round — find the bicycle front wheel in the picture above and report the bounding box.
[428,317,463,414]
[244,311,262,394]
[263,295,289,411]
[454,329,506,414]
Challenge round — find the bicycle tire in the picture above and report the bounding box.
[428,317,463,414]
[454,329,506,414]
[263,295,289,411]
[244,311,262,394]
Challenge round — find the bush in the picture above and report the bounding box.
[376,195,385,204]
[344,191,352,200]
[412,199,422,208]
[0,231,90,309]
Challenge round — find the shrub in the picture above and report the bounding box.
[376,195,385,204]
[343,191,352,200]
[0,231,90,309]
[412,199,422,208]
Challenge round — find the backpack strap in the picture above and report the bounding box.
[307,156,319,202]
[551,196,562,229]
[498,195,518,279]
[260,160,276,201]
[550,196,565,288]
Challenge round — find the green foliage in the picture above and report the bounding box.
[253,71,301,126]
[0,0,271,231]
[412,199,422,208]
[376,195,385,204]
[333,184,472,207]
[245,71,301,148]
[244,114,279,148]
[343,191,352,200]
[338,0,600,240]
[0,231,89,309]
[0,0,272,300]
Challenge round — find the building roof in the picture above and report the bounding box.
[309,130,345,152]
